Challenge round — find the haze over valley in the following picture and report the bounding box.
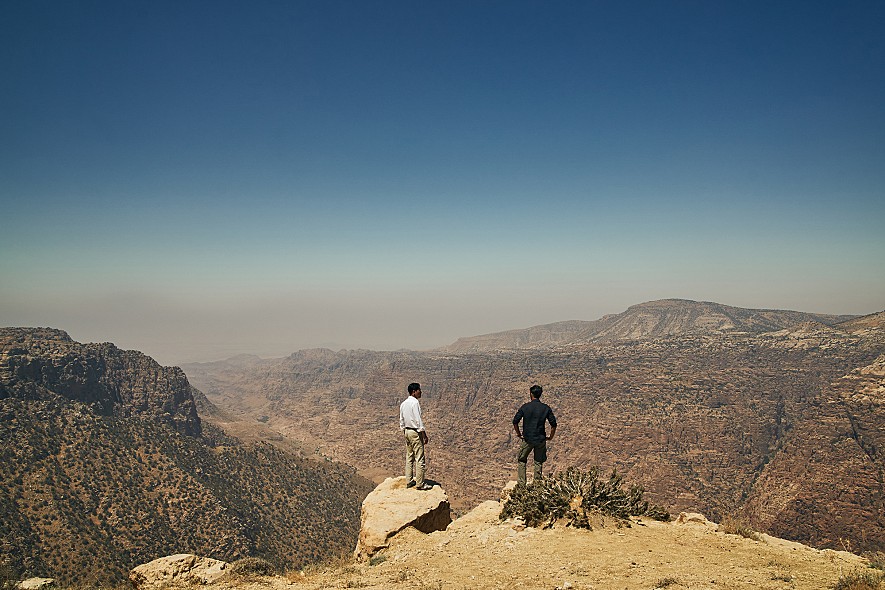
[2,1,885,587]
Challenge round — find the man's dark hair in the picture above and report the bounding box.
[408,382,422,394]
[530,384,542,398]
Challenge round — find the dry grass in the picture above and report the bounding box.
[866,551,885,571]
[832,569,884,590]
[719,515,762,541]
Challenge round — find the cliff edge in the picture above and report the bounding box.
[130,488,877,590]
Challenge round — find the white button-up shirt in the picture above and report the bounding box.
[399,395,425,432]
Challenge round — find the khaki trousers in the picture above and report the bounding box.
[404,429,426,487]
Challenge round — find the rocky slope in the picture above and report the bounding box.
[444,299,856,353]
[0,328,373,586]
[183,300,885,554]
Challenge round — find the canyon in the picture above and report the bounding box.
[183,299,885,554]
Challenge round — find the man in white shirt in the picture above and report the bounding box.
[399,382,431,490]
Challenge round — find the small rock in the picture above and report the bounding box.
[675,511,715,526]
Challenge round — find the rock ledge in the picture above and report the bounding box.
[354,477,451,560]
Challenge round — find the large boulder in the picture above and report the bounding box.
[16,579,55,590]
[354,476,451,560]
[128,554,229,589]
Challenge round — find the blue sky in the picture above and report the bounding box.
[2,1,884,364]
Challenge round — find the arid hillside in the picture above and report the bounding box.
[183,301,885,554]
[0,329,373,586]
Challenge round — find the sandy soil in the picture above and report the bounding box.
[199,501,878,590]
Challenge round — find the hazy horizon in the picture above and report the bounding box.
[2,297,877,367]
[2,2,884,365]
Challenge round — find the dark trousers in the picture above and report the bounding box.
[517,439,546,485]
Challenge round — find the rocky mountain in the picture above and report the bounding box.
[1,328,201,435]
[183,300,885,555]
[444,299,857,353]
[0,328,373,586]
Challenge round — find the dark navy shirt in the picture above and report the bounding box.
[513,398,557,444]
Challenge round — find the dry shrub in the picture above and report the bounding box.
[832,570,884,590]
[500,466,670,529]
[866,552,885,571]
[0,563,18,590]
[719,515,762,541]
[229,557,277,577]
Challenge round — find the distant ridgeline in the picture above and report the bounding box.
[0,328,373,586]
[184,300,885,555]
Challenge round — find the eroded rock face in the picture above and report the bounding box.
[0,328,201,436]
[355,477,451,560]
[129,554,228,589]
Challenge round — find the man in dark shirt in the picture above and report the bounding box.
[512,384,557,486]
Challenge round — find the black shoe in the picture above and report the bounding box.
[416,484,433,491]
[406,480,416,488]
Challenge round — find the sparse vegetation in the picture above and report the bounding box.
[719,515,762,541]
[0,562,19,590]
[771,571,794,582]
[390,569,413,583]
[866,551,885,571]
[499,466,670,528]
[832,569,884,590]
[229,557,277,577]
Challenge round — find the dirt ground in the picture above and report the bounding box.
[201,501,878,590]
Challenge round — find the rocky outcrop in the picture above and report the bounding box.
[0,328,200,436]
[129,554,228,589]
[354,477,451,560]
[15,578,55,590]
